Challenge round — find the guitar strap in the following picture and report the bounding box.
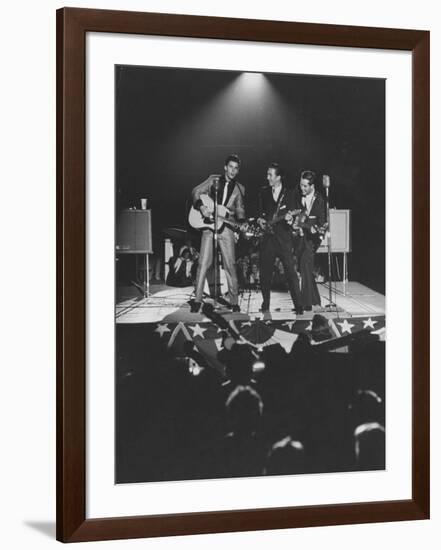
[223,178,240,208]
[234,180,245,200]
[224,180,244,210]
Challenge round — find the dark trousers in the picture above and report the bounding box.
[295,236,321,308]
[260,233,302,309]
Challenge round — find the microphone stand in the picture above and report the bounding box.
[213,177,220,309]
[323,175,337,311]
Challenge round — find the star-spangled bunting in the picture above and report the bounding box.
[214,338,223,351]
[189,324,207,338]
[363,317,378,330]
[155,323,171,337]
[150,315,385,372]
[337,319,355,334]
[272,329,298,352]
[166,322,193,349]
[328,318,342,338]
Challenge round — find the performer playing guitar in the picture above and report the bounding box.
[286,170,326,311]
[257,163,303,314]
[190,154,246,313]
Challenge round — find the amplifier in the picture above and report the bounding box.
[317,209,351,254]
[116,209,153,253]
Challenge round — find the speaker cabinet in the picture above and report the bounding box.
[317,209,351,253]
[116,209,153,253]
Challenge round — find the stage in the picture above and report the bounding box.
[116,281,385,325]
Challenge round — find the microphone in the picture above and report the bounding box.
[213,177,221,191]
[322,175,330,198]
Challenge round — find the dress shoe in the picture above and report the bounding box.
[190,300,202,313]
[293,307,304,315]
[231,304,241,313]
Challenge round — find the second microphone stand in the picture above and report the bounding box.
[213,178,220,309]
[323,175,337,311]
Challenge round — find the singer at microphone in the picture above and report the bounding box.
[190,154,246,313]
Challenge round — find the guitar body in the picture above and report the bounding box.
[255,209,302,239]
[292,212,328,250]
[188,194,232,232]
[188,193,262,243]
[292,212,327,232]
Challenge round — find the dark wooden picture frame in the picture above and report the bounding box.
[56,7,430,543]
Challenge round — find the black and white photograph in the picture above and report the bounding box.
[115,65,386,484]
[1,0,435,546]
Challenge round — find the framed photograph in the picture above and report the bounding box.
[56,7,429,542]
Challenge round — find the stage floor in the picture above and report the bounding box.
[116,281,385,325]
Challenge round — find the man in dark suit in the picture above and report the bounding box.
[257,163,303,314]
[289,170,326,310]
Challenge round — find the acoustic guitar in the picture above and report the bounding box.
[188,194,244,232]
[188,194,261,242]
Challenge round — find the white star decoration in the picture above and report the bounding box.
[155,324,171,337]
[282,321,295,331]
[305,322,313,331]
[337,319,355,334]
[363,318,378,330]
[189,324,207,338]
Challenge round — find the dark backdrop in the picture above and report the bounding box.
[116,65,385,293]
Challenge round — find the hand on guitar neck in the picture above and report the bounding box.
[257,209,302,234]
